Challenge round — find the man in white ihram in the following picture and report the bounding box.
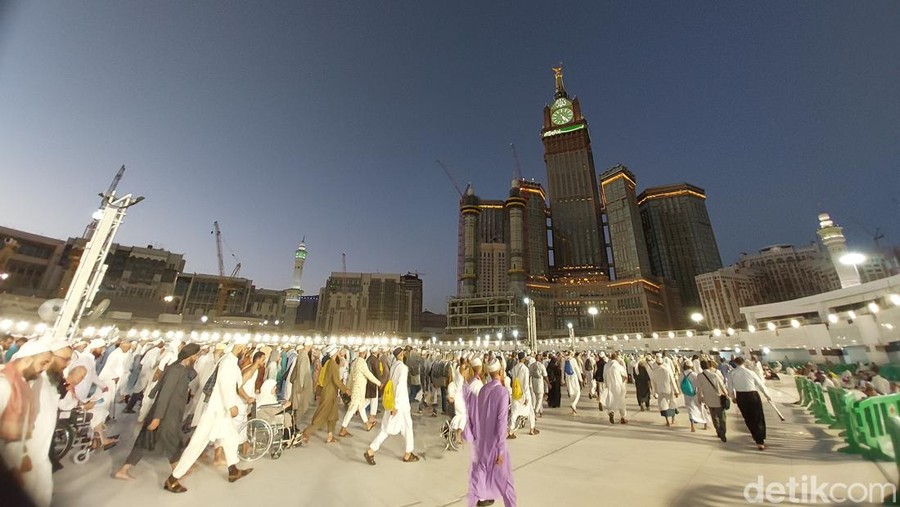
[603,352,629,424]
[507,352,539,438]
[564,351,583,415]
[165,343,252,493]
[364,347,419,465]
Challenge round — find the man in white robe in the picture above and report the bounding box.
[0,340,53,491]
[603,352,628,424]
[97,340,132,421]
[564,351,583,414]
[650,354,681,426]
[339,347,381,436]
[528,355,547,418]
[123,339,163,414]
[364,347,418,465]
[507,352,539,438]
[22,340,72,507]
[166,344,252,493]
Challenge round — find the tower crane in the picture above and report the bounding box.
[435,159,465,198]
[212,221,241,277]
[509,143,523,180]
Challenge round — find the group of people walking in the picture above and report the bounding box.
[0,331,777,507]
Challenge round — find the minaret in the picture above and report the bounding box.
[460,185,480,297]
[293,238,307,290]
[284,239,307,328]
[816,213,861,288]
[506,179,527,294]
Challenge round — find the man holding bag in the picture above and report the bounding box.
[696,359,729,443]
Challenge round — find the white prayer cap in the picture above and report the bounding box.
[360,346,369,353]
[599,352,606,358]
[486,359,501,373]
[87,339,106,351]
[11,339,51,360]
[152,338,163,345]
[49,340,72,352]
[470,357,482,369]
[325,345,337,357]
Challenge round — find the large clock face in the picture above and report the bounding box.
[551,107,574,125]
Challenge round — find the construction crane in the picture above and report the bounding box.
[342,252,347,273]
[435,159,464,198]
[509,143,523,180]
[848,217,886,248]
[212,221,226,277]
[83,165,126,239]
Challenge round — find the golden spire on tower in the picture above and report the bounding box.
[552,64,567,98]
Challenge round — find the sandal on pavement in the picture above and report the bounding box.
[403,453,420,462]
[164,476,187,493]
[364,451,376,466]
[228,467,253,483]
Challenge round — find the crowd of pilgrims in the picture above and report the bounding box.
[0,333,779,506]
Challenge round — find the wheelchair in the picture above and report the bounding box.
[52,408,95,466]
[440,420,463,451]
[237,403,299,461]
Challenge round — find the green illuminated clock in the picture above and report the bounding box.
[551,107,574,125]
[295,250,307,260]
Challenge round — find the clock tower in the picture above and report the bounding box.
[541,66,608,276]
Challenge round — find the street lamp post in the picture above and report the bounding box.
[523,297,537,352]
[567,321,574,348]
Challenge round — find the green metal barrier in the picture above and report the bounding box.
[887,416,900,482]
[881,364,900,383]
[794,376,806,404]
[808,382,835,425]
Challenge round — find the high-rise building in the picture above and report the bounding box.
[541,66,607,277]
[638,182,722,313]
[696,243,840,328]
[600,165,652,280]
[520,180,550,282]
[316,272,423,334]
[174,272,254,319]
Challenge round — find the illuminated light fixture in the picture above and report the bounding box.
[734,346,741,354]
[200,315,208,323]
[140,329,150,338]
[790,319,801,328]
[839,252,866,266]
[762,346,771,355]
[686,330,694,338]
[713,329,722,337]
[868,302,880,314]
[200,331,210,341]
[747,325,756,333]
[591,336,597,342]
[0,319,13,331]
[690,312,704,324]
[827,314,839,324]
[726,327,735,336]
[636,333,642,340]
[890,294,900,306]
[766,322,777,331]
[673,348,680,354]
[668,332,675,339]
[848,311,857,320]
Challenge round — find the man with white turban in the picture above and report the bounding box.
[602,352,629,425]
[507,352,539,438]
[364,347,418,465]
[339,346,381,436]
[0,340,53,492]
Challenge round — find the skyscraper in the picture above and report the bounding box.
[541,66,607,276]
[638,183,722,313]
[600,165,652,280]
[284,239,307,328]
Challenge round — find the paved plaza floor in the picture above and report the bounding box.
[52,379,895,506]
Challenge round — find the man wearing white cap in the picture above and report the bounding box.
[21,340,72,506]
[97,340,132,420]
[339,346,381,436]
[0,339,53,490]
[467,357,516,506]
[364,347,419,465]
[508,352,539,438]
[564,351,583,415]
[528,354,548,418]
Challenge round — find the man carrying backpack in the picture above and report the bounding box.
[507,352,540,438]
[564,351,583,415]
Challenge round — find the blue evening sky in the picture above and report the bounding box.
[1,1,898,311]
